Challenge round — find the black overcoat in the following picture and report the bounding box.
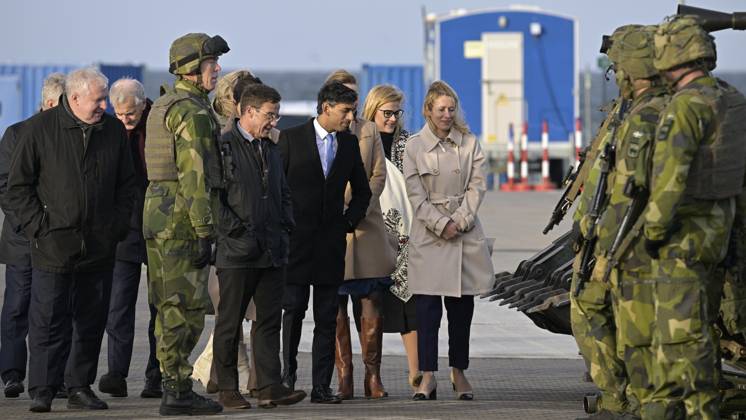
[3,96,135,273]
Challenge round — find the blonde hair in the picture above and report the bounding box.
[325,69,357,87]
[362,84,405,138]
[213,70,255,119]
[423,80,469,135]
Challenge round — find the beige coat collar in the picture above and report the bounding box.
[420,124,464,152]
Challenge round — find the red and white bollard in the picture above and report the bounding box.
[534,120,556,191]
[514,121,533,191]
[500,123,516,191]
[574,117,583,169]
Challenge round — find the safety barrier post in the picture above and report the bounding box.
[574,117,583,169]
[534,120,556,191]
[500,123,516,191]
[514,121,533,191]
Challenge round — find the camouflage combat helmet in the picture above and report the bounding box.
[169,33,230,75]
[654,15,715,71]
[213,70,254,119]
[608,25,658,80]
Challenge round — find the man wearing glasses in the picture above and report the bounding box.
[211,83,307,409]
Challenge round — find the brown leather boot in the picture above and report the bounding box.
[334,311,354,400]
[218,390,251,409]
[360,316,388,399]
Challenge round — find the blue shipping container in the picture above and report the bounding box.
[0,75,22,136]
[0,64,145,123]
[0,64,79,120]
[429,8,576,144]
[359,65,425,135]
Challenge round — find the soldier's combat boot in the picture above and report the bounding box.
[576,409,640,420]
[160,382,222,416]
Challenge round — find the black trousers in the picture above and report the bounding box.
[105,260,154,378]
[282,283,338,388]
[145,303,161,382]
[214,267,284,391]
[415,294,474,372]
[28,269,112,392]
[0,264,32,382]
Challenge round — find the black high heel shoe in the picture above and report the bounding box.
[412,376,437,401]
[412,387,437,401]
[450,371,473,400]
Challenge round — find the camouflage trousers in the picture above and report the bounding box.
[570,254,635,414]
[615,258,722,420]
[146,238,210,392]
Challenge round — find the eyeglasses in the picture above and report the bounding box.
[254,107,282,122]
[379,109,404,120]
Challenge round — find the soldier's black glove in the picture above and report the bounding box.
[192,237,214,269]
[644,238,666,260]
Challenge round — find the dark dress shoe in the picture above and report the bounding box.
[257,384,307,408]
[67,387,109,410]
[55,384,67,399]
[98,372,127,397]
[218,390,251,409]
[140,377,163,398]
[160,389,223,416]
[29,387,54,413]
[280,372,296,391]
[310,386,342,404]
[4,379,24,398]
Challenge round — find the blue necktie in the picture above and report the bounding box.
[324,133,334,177]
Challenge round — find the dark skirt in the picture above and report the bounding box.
[338,277,393,298]
[351,289,417,333]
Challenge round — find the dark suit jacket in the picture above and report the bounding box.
[115,99,151,264]
[278,118,371,286]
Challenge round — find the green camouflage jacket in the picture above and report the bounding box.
[643,76,735,264]
[573,98,623,230]
[594,86,668,272]
[143,79,218,240]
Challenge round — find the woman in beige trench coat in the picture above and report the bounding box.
[404,81,494,401]
[325,70,397,400]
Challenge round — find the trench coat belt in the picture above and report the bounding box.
[428,192,464,213]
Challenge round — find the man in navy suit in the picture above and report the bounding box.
[277,82,371,403]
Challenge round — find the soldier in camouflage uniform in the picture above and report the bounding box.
[143,32,229,416]
[638,16,746,419]
[569,27,638,419]
[582,25,671,420]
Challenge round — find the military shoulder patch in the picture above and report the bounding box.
[657,116,674,141]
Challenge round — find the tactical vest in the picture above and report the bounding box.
[144,85,216,181]
[683,80,746,200]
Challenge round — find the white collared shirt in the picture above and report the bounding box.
[313,118,337,176]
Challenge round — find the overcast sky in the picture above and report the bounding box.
[1,0,744,71]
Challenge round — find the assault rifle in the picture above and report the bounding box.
[543,151,587,235]
[573,142,614,296]
[602,179,649,283]
[543,98,626,235]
